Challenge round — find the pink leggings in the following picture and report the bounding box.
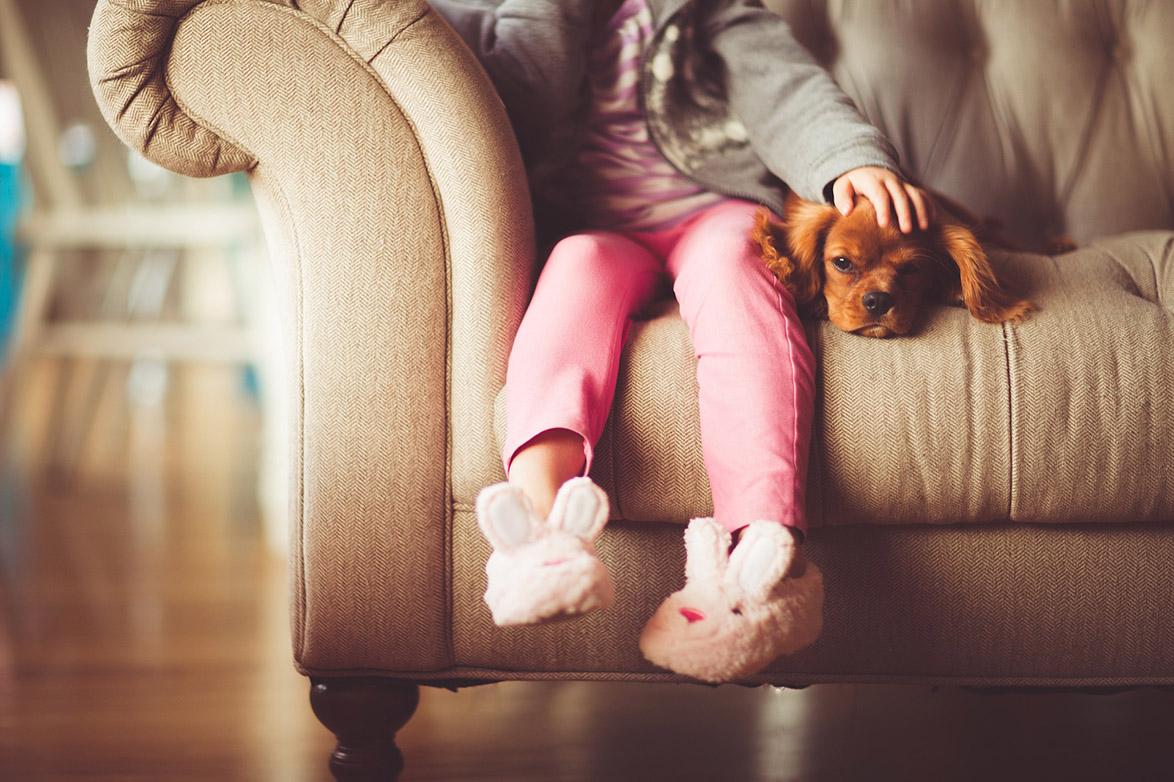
[502,200,815,534]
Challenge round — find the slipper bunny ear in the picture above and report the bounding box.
[476,483,541,554]
[725,521,796,603]
[683,518,731,585]
[547,477,609,541]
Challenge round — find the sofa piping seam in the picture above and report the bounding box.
[1002,320,1015,522]
[366,7,429,65]
[290,662,1174,689]
[275,0,457,670]
[105,0,176,20]
[255,168,309,663]
[335,0,355,34]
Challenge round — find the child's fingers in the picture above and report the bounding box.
[906,185,931,230]
[861,180,892,228]
[885,179,914,234]
[832,177,856,216]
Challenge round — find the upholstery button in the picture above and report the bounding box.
[664,24,681,43]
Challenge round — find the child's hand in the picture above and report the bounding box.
[832,167,934,234]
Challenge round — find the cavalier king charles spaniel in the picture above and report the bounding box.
[754,190,1042,338]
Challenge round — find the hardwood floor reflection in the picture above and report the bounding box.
[4,361,1174,781]
[1,361,329,780]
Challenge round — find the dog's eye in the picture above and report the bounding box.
[831,256,853,272]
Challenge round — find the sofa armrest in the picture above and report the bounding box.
[88,0,534,673]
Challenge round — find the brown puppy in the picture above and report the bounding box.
[754,191,1035,338]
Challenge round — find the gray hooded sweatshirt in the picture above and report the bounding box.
[429,0,901,237]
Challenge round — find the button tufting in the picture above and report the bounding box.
[761,0,1170,253]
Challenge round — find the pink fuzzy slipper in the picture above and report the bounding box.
[476,477,615,626]
[638,518,823,683]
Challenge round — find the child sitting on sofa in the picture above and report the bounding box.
[429,0,933,682]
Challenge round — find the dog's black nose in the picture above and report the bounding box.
[862,291,893,316]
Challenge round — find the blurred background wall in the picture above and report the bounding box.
[0,79,20,355]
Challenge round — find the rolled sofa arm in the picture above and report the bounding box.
[88,0,534,673]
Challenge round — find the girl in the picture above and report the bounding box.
[431,0,933,682]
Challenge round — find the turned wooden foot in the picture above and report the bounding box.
[310,678,420,781]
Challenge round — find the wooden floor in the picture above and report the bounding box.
[4,362,1174,781]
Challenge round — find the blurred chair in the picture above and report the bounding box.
[0,0,286,547]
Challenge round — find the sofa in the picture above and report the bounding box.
[87,0,1174,778]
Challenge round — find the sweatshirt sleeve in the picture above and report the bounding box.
[427,0,595,158]
[707,0,902,202]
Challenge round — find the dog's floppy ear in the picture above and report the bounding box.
[937,222,1035,324]
[782,198,840,309]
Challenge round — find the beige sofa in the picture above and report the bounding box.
[87,0,1174,778]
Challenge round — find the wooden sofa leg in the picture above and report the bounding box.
[309,677,420,781]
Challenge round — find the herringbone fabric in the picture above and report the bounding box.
[174,1,449,671]
[1008,233,1174,522]
[89,0,476,671]
[87,0,256,178]
[446,512,1174,683]
[491,236,1174,527]
[608,302,713,522]
[294,0,428,60]
[812,297,1010,526]
[365,8,534,507]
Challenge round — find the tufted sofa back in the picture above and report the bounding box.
[766,0,1174,244]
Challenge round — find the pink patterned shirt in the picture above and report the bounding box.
[557,0,725,233]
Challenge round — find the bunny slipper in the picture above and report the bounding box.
[476,477,615,626]
[639,518,823,683]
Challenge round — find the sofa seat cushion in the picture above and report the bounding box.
[494,233,1174,526]
[449,513,1174,683]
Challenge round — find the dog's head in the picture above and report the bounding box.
[756,195,1034,338]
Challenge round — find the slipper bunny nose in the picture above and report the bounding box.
[680,607,705,623]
